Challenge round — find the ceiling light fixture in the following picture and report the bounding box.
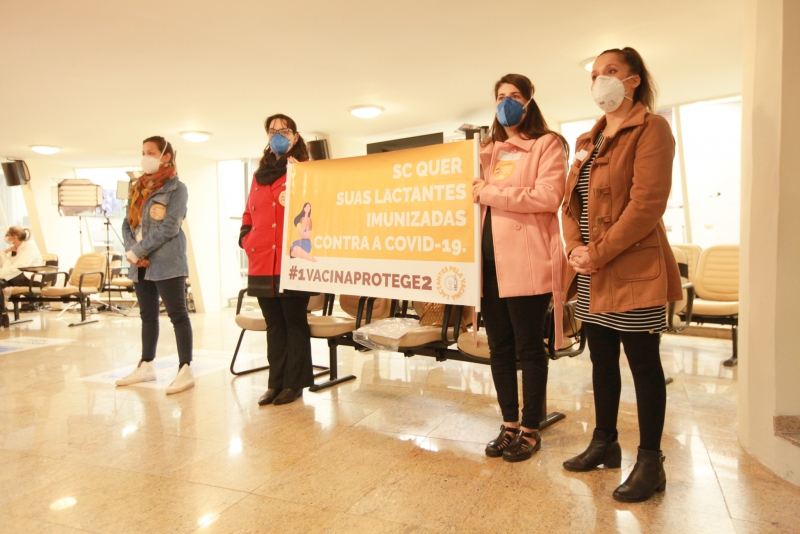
[580,57,596,72]
[180,131,212,142]
[349,105,384,119]
[31,145,60,155]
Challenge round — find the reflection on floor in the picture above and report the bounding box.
[0,309,798,533]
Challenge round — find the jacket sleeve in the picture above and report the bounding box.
[588,116,675,268]
[240,185,253,248]
[131,183,188,259]
[122,214,136,252]
[479,134,567,214]
[562,197,584,258]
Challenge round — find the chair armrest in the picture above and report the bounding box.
[78,271,105,294]
[443,305,465,344]
[46,271,71,287]
[682,283,695,325]
[235,288,248,315]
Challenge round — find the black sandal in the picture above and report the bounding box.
[485,425,520,457]
[502,430,541,462]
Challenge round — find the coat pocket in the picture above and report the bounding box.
[613,244,661,281]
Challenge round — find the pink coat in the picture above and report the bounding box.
[479,133,568,345]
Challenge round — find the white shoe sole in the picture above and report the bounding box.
[166,381,195,395]
[115,374,157,386]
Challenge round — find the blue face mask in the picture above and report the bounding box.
[496,97,529,127]
[270,133,292,156]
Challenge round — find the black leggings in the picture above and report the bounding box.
[134,269,193,366]
[257,296,314,391]
[584,322,666,451]
[482,262,552,429]
[1,273,39,312]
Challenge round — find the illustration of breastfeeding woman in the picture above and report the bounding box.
[290,202,317,262]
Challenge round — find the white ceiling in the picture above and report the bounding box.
[0,0,743,167]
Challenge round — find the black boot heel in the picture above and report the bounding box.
[1,312,9,329]
[612,447,667,503]
[563,429,621,472]
[502,430,541,463]
[485,425,519,458]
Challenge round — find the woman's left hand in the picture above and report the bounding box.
[472,179,487,203]
[287,156,299,164]
[569,246,598,274]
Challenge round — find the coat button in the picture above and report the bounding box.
[634,242,640,247]
[272,223,276,228]
[272,202,276,206]
[255,187,259,191]
[252,206,256,211]
[592,227,598,233]
[514,224,522,230]
[272,245,276,249]
[251,248,255,252]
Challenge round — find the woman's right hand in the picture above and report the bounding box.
[569,246,598,275]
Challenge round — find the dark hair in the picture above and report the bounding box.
[142,136,176,166]
[6,226,31,242]
[486,74,569,157]
[598,47,657,112]
[294,202,311,227]
[258,114,309,168]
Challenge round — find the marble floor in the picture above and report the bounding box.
[1,308,799,533]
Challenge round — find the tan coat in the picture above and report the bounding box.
[562,102,682,313]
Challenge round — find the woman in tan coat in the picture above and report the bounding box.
[561,47,682,503]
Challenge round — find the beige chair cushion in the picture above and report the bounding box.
[691,298,739,317]
[457,330,491,360]
[111,277,134,288]
[694,245,739,301]
[41,253,58,263]
[7,286,41,295]
[672,244,702,283]
[308,294,324,312]
[339,295,392,321]
[308,315,356,337]
[42,285,99,297]
[69,253,107,288]
[368,325,456,349]
[235,311,266,331]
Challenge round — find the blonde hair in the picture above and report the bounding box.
[6,226,31,242]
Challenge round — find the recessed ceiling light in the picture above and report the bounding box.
[581,57,596,72]
[180,131,212,142]
[31,145,60,155]
[349,105,384,119]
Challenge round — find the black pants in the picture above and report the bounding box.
[134,269,193,366]
[584,322,666,451]
[482,262,552,429]
[257,296,314,391]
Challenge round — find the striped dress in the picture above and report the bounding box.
[574,133,666,333]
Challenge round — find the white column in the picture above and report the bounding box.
[739,0,800,485]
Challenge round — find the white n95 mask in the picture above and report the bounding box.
[592,75,636,113]
[141,142,168,174]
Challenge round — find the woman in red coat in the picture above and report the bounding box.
[239,114,314,406]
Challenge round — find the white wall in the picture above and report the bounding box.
[178,153,221,313]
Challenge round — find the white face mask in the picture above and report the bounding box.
[4,237,12,245]
[141,142,169,174]
[592,75,636,112]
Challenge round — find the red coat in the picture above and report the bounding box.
[241,173,286,288]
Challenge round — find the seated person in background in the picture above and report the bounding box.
[0,226,43,327]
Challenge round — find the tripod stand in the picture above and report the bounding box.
[96,213,129,316]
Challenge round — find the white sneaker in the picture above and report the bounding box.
[115,360,157,386]
[166,364,194,395]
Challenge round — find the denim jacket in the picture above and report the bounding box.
[122,176,189,282]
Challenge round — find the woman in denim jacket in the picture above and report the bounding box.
[116,136,194,395]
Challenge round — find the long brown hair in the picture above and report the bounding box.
[142,136,176,167]
[486,74,569,157]
[598,47,657,112]
[258,114,309,168]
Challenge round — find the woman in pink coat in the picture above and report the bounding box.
[473,73,568,462]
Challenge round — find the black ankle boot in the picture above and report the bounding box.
[0,312,9,329]
[612,447,666,502]
[502,430,541,463]
[485,425,519,458]
[563,428,621,472]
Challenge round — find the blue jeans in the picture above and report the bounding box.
[134,269,193,366]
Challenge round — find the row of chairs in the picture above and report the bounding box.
[231,292,585,428]
[669,244,739,366]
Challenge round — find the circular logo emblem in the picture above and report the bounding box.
[436,266,467,301]
[492,161,515,181]
[278,191,286,206]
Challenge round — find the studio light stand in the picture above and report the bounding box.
[98,212,128,316]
